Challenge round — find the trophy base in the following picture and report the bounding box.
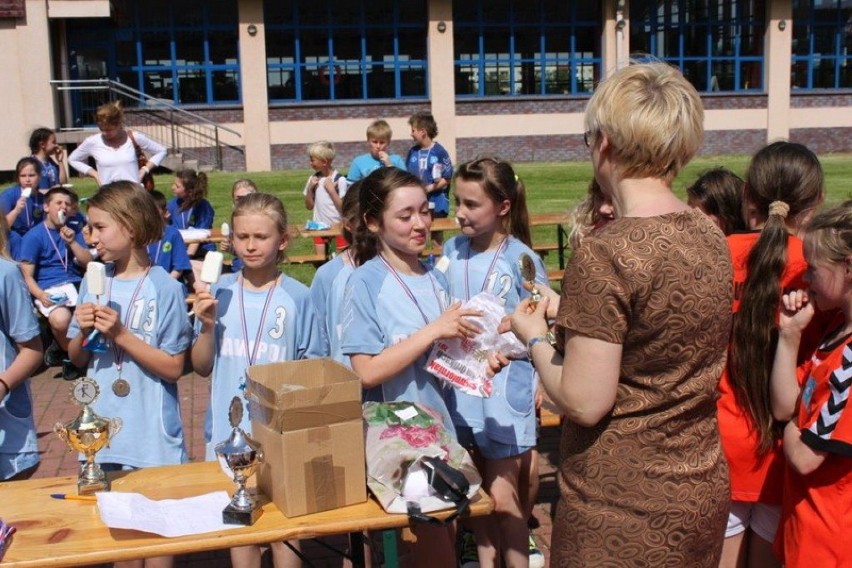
[78,476,109,495]
[223,502,262,526]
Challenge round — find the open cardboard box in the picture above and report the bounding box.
[246,359,367,517]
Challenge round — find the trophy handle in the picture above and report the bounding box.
[108,417,122,438]
[53,422,70,446]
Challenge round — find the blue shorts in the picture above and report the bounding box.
[0,451,39,480]
[456,426,533,460]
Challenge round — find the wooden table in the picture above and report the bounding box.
[0,461,493,567]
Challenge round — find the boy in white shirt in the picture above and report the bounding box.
[303,141,348,256]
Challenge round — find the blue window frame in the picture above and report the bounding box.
[108,0,240,105]
[630,0,766,92]
[265,1,427,102]
[453,1,602,96]
[792,0,852,89]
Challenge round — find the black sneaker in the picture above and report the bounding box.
[61,360,83,381]
[44,342,65,367]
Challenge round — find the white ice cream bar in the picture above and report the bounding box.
[200,251,224,284]
[58,211,66,226]
[86,262,106,296]
[221,222,230,237]
[21,187,31,199]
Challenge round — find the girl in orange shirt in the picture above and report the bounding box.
[717,142,826,568]
[770,202,852,567]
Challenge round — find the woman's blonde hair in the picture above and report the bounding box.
[584,61,704,184]
[232,193,289,263]
[95,101,124,128]
[87,181,164,246]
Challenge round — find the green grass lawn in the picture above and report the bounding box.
[65,154,852,285]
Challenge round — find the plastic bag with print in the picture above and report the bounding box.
[363,401,481,515]
[424,292,526,398]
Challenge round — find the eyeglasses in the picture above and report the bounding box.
[583,131,593,148]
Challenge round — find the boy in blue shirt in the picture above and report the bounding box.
[406,111,454,245]
[346,119,406,183]
[148,190,193,288]
[18,187,93,372]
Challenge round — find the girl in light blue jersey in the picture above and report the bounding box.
[341,167,480,568]
[442,157,547,568]
[0,214,44,482]
[310,180,361,363]
[192,192,319,568]
[69,181,192,568]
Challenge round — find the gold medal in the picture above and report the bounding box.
[112,378,130,397]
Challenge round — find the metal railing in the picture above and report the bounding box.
[50,79,242,171]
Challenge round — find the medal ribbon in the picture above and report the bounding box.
[43,222,69,272]
[107,267,151,379]
[238,272,280,368]
[463,236,508,301]
[378,255,443,326]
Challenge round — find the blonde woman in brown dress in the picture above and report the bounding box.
[508,62,734,566]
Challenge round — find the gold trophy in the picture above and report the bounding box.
[518,253,542,308]
[215,397,264,525]
[54,377,122,495]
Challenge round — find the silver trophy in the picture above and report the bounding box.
[215,397,264,525]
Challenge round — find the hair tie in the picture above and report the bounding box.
[514,174,519,182]
[769,201,790,219]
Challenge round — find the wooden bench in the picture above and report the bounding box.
[285,253,328,266]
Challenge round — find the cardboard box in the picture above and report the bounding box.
[246,359,367,517]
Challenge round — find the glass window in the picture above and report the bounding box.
[453,1,602,97]
[93,0,241,105]
[791,0,852,89]
[265,0,427,101]
[630,0,766,92]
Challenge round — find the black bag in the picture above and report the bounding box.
[405,456,471,525]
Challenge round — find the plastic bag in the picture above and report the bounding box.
[424,292,526,397]
[363,401,480,519]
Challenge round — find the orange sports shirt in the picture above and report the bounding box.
[777,333,852,567]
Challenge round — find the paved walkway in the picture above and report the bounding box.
[28,365,560,567]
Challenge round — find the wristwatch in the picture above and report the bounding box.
[527,330,557,357]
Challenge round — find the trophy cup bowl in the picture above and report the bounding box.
[215,397,264,525]
[54,405,122,495]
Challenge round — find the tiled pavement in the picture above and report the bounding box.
[27,365,561,567]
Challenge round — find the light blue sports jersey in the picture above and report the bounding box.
[341,256,456,433]
[0,258,42,475]
[346,153,407,183]
[327,262,355,366]
[200,272,323,460]
[68,265,193,468]
[310,254,346,357]
[439,236,547,446]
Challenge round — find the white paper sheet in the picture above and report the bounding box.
[96,491,241,538]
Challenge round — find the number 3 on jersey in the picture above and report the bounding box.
[269,306,286,340]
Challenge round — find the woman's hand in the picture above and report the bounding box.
[509,296,551,345]
[193,291,217,331]
[523,281,560,319]
[427,302,482,341]
[778,289,815,337]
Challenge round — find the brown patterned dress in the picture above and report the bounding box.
[553,209,733,567]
